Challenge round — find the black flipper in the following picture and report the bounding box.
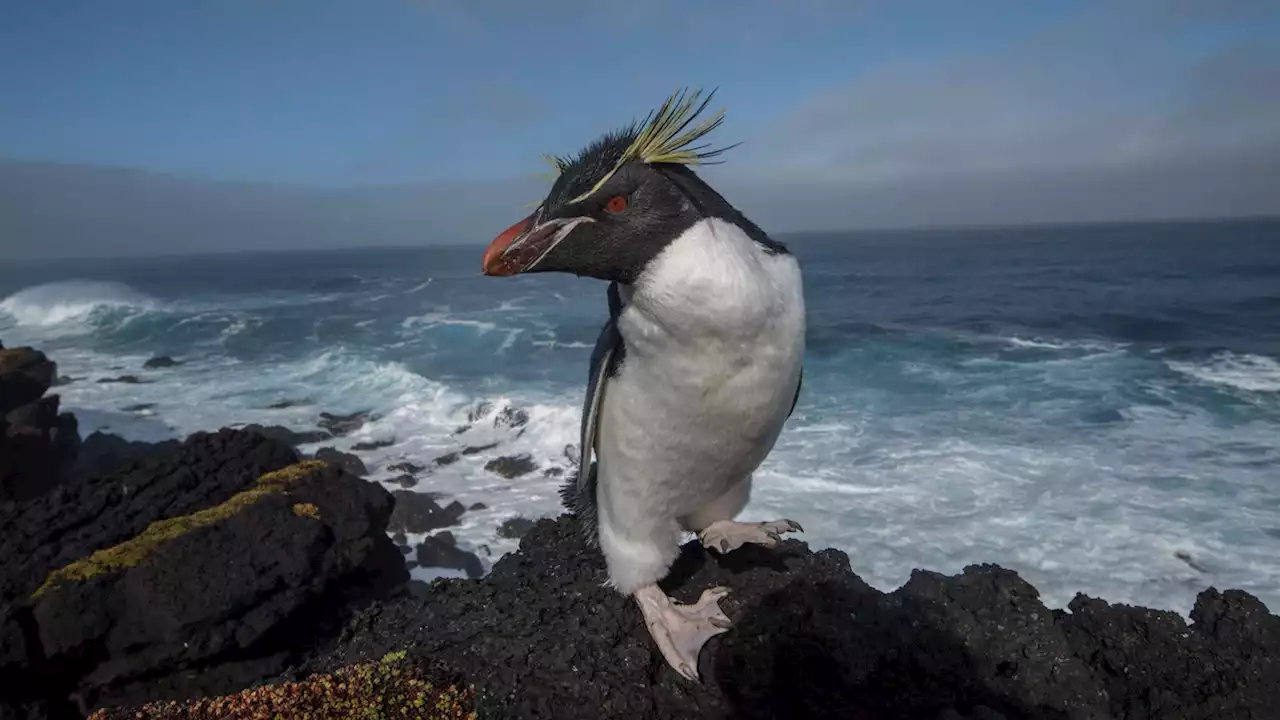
[789,366,803,418]
[560,282,626,545]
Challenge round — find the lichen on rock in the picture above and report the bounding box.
[33,460,329,598]
[292,502,321,520]
[86,650,475,720]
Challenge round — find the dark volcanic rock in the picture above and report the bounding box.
[484,453,537,478]
[313,446,368,476]
[0,429,300,711]
[74,432,181,478]
[387,491,463,534]
[296,515,1280,720]
[240,423,330,447]
[434,452,460,467]
[458,402,530,434]
[414,536,484,579]
[352,438,394,451]
[1,396,80,503]
[461,442,498,456]
[317,411,371,437]
[121,403,154,413]
[386,461,424,475]
[265,398,308,410]
[141,356,181,369]
[468,502,487,511]
[1,348,80,503]
[0,347,56,412]
[25,460,406,713]
[392,474,417,488]
[97,375,144,384]
[495,406,530,430]
[497,516,536,539]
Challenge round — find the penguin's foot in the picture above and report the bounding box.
[698,519,803,554]
[633,584,732,682]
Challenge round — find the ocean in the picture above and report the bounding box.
[2,217,1278,615]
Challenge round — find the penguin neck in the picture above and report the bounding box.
[657,165,789,257]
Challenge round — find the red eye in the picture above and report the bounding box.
[605,195,628,213]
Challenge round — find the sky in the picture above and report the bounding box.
[1,0,1279,255]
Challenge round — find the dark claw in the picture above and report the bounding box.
[789,520,804,533]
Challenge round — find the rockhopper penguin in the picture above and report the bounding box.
[481,88,806,682]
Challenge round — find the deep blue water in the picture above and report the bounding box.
[2,216,1278,613]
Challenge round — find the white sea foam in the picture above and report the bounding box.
[11,276,1279,619]
[999,335,1124,352]
[400,312,498,334]
[0,280,158,333]
[1167,352,1280,393]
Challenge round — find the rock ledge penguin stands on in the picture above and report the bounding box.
[481,88,806,682]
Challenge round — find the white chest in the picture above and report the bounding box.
[618,218,805,373]
[601,218,805,489]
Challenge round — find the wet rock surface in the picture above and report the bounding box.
[387,491,464,535]
[484,453,537,478]
[312,446,368,476]
[96,376,143,385]
[414,536,484,579]
[141,356,181,369]
[496,516,535,539]
[297,515,1280,720]
[239,423,329,447]
[316,411,371,437]
[387,462,424,475]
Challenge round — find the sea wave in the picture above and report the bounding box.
[0,280,158,331]
[1167,352,1280,394]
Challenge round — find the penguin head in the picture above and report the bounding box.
[482,88,743,284]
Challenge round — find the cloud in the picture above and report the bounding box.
[730,3,1280,186]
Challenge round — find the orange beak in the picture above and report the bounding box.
[481,215,532,276]
[481,213,590,276]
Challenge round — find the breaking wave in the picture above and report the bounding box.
[0,280,158,332]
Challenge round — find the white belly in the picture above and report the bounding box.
[596,218,806,521]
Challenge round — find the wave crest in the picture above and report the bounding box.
[0,280,158,329]
[1167,352,1280,393]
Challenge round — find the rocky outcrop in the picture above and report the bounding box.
[313,446,368,476]
[0,428,407,718]
[413,534,484,580]
[141,356,181,369]
[0,346,80,502]
[484,453,537,478]
[73,431,180,478]
[316,411,370,437]
[387,491,464,535]
[238,423,329,447]
[291,516,1280,720]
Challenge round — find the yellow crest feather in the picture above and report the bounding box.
[557,86,737,204]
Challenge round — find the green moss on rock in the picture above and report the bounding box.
[33,460,328,598]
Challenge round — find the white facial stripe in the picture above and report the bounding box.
[527,217,595,271]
